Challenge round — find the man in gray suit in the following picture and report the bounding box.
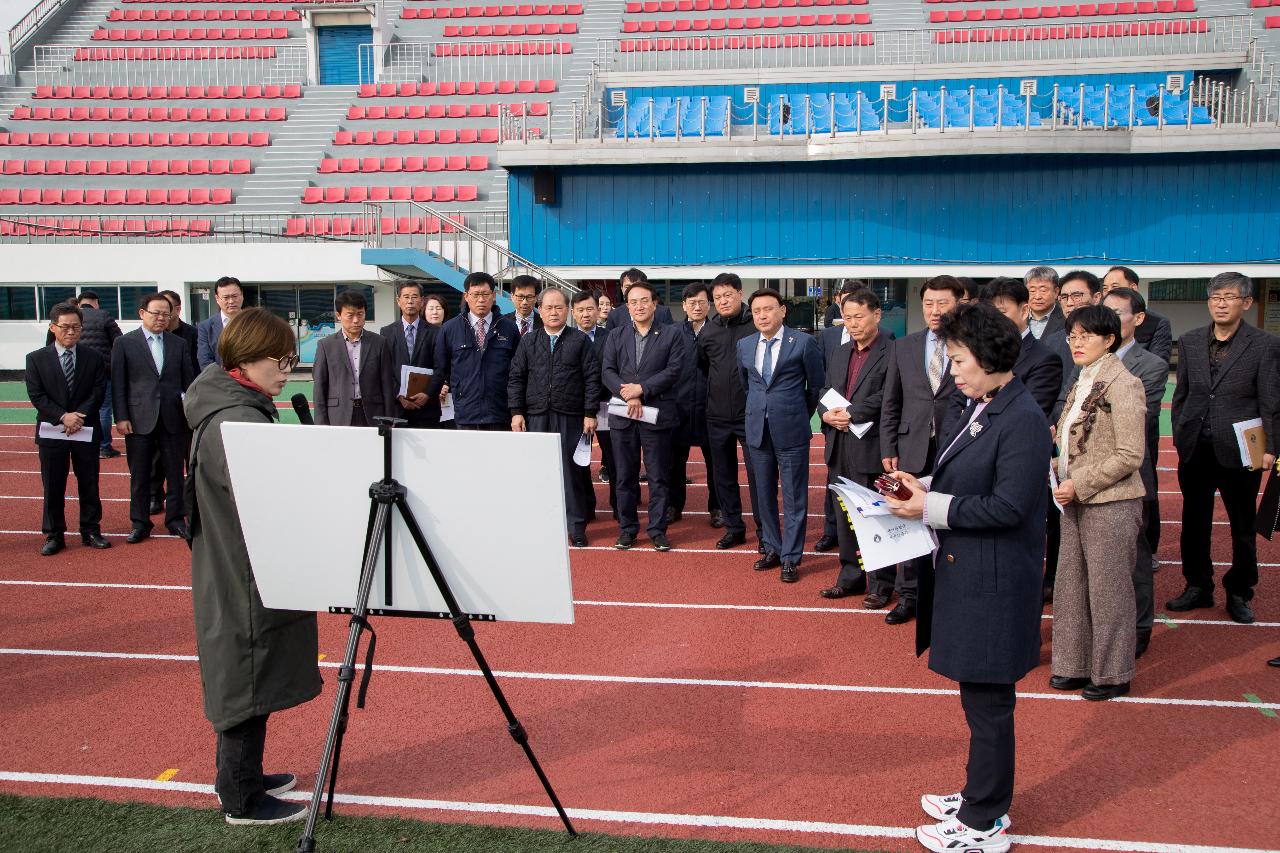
[112,292,196,542]
[877,275,963,624]
[1102,266,1173,363]
[313,290,396,427]
[196,276,244,370]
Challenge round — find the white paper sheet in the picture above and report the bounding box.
[398,365,433,398]
[607,396,659,425]
[829,477,935,572]
[819,388,852,410]
[572,433,593,467]
[850,421,873,439]
[440,392,455,422]
[1048,464,1065,513]
[595,400,611,432]
[38,422,93,442]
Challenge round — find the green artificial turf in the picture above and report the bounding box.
[0,794,882,853]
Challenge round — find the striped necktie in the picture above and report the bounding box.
[61,349,75,388]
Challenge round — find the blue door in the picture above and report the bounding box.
[317,25,373,85]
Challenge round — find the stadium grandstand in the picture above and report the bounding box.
[0,0,1278,365]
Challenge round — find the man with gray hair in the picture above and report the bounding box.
[1168,272,1280,625]
[1024,266,1065,341]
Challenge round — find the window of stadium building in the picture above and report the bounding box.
[0,284,155,321]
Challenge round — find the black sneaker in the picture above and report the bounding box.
[598,470,610,484]
[615,532,635,550]
[224,794,307,826]
[264,773,296,797]
[651,533,672,552]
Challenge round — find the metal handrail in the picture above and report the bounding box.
[9,0,71,53]
[33,43,310,86]
[357,39,573,86]
[361,200,578,294]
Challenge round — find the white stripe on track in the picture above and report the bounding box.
[0,771,1272,853]
[1,647,1275,711]
[3,581,1277,628]
[0,528,180,539]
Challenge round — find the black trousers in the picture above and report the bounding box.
[591,429,617,519]
[669,421,718,516]
[611,424,673,538]
[125,426,185,529]
[1145,441,1162,554]
[215,713,269,816]
[957,682,1017,831]
[39,441,103,537]
[705,418,761,538]
[528,411,592,537]
[1134,499,1155,639]
[151,433,192,506]
[832,470,875,592]
[1178,441,1264,600]
[1043,494,1061,591]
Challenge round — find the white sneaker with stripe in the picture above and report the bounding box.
[915,815,1012,853]
[920,794,1013,830]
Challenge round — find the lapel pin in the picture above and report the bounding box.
[969,422,984,438]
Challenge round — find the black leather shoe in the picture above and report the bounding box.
[1042,586,1054,605]
[1083,681,1130,701]
[598,470,610,484]
[862,592,890,610]
[1269,657,1280,668]
[1049,675,1091,691]
[813,535,838,553]
[716,531,746,550]
[126,527,150,544]
[753,551,781,571]
[1166,586,1213,611]
[40,536,65,557]
[570,534,588,548]
[757,542,765,554]
[820,585,856,599]
[614,532,635,550]
[780,562,799,583]
[167,521,191,541]
[664,508,682,524]
[709,510,724,529]
[1135,633,1151,659]
[80,531,111,549]
[884,601,916,625]
[651,533,672,552]
[148,500,164,516]
[1226,595,1255,625]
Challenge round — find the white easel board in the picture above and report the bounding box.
[221,423,574,624]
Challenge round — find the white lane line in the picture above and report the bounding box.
[0,529,180,539]
[1,581,1277,628]
[0,469,131,477]
[0,495,130,503]
[1,647,1275,711]
[0,772,1272,853]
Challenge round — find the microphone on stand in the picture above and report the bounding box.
[291,393,314,426]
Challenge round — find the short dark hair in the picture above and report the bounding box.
[682,283,711,302]
[1102,286,1146,315]
[1208,271,1253,301]
[160,289,181,307]
[747,287,784,309]
[837,278,867,297]
[77,289,99,303]
[984,277,1029,306]
[138,292,170,312]
[571,290,599,308]
[49,302,83,324]
[1065,304,1122,352]
[920,275,966,301]
[711,272,743,292]
[394,280,424,297]
[511,274,541,294]
[1060,270,1102,295]
[622,279,658,301]
[214,276,242,294]
[619,268,648,288]
[463,272,496,292]
[955,276,981,302]
[936,302,1021,374]
[1107,265,1139,286]
[334,289,367,313]
[841,287,881,312]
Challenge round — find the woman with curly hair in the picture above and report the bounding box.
[1050,304,1147,701]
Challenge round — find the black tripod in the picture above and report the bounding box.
[297,417,576,852]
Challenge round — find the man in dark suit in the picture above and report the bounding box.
[669,283,719,526]
[67,291,122,459]
[26,303,112,556]
[196,276,244,370]
[113,292,195,542]
[573,290,616,519]
[737,288,825,583]
[601,279,687,551]
[1024,266,1064,342]
[877,275,963,623]
[1103,266,1173,363]
[430,272,520,430]
[605,268,674,331]
[816,288,891,599]
[1168,272,1280,625]
[509,287,601,547]
[510,275,545,338]
[146,290,201,516]
[985,277,1063,420]
[313,290,396,427]
[380,281,440,429]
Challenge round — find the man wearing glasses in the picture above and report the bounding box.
[113,293,196,543]
[26,303,111,556]
[197,276,244,370]
[510,275,544,337]
[1168,272,1280,625]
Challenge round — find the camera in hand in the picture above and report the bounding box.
[875,474,913,501]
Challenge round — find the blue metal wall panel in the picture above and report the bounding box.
[507,152,1280,267]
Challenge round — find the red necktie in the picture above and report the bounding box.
[475,317,486,349]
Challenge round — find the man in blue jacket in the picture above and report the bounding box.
[196,276,244,371]
[737,288,825,582]
[430,272,520,430]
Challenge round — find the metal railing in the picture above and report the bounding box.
[33,43,309,87]
[8,0,71,54]
[362,200,577,294]
[358,39,572,86]
[604,16,1254,74]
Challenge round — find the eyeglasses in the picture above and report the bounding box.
[51,323,82,332]
[1208,294,1243,305]
[1066,332,1102,345]
[141,308,172,319]
[271,354,300,371]
[512,293,537,301]
[1060,291,1092,303]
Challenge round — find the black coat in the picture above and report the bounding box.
[174,319,200,378]
[675,320,710,441]
[601,322,687,430]
[696,305,756,424]
[1133,309,1173,364]
[880,330,957,475]
[918,378,1050,684]
[944,331,1062,436]
[606,302,674,331]
[817,330,891,476]
[111,328,195,434]
[25,344,108,447]
[585,326,612,403]
[508,326,601,417]
[380,318,441,427]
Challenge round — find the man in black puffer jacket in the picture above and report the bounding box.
[508,287,602,547]
[74,292,123,458]
[696,273,762,551]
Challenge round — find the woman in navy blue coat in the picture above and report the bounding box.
[884,302,1051,853]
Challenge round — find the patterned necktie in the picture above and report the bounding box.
[475,316,486,350]
[761,338,776,386]
[61,349,75,388]
[148,334,164,373]
[927,337,945,394]
[549,333,558,353]
[405,322,415,355]
[520,317,530,336]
